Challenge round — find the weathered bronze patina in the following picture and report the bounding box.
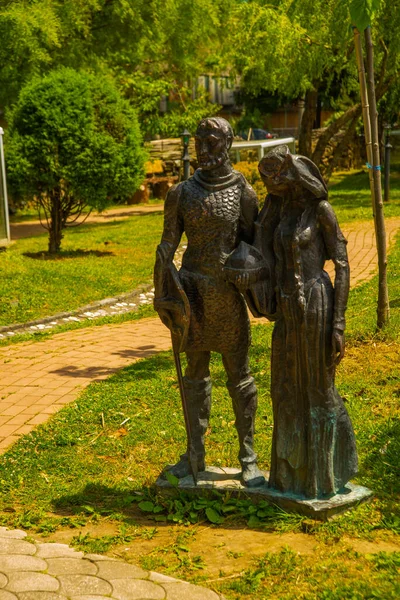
[257,145,358,499]
[154,117,265,487]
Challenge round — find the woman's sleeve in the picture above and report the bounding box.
[239,176,259,244]
[317,200,350,332]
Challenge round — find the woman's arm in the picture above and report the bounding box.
[317,200,350,365]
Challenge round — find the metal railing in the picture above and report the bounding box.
[231,137,296,163]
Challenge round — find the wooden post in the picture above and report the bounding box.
[353,26,389,329]
[364,26,389,328]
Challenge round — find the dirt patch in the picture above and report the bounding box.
[347,537,400,554]
[37,521,400,581]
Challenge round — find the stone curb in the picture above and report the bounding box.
[0,284,154,336]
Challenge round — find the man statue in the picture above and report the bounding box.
[153,117,265,487]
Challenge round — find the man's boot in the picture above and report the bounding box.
[165,376,212,479]
[227,376,265,488]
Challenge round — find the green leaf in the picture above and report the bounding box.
[138,501,155,512]
[349,0,381,31]
[165,471,180,487]
[154,515,167,522]
[205,507,225,524]
[247,515,261,528]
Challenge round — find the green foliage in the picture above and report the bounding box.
[6,68,146,251]
[158,93,221,138]
[0,0,60,106]
[134,490,291,527]
[348,0,381,32]
[6,67,145,209]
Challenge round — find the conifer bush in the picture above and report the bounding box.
[6,68,146,253]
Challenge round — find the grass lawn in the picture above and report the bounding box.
[0,235,399,598]
[0,211,163,327]
[328,166,400,223]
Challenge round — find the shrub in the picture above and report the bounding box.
[233,160,266,204]
[6,68,147,252]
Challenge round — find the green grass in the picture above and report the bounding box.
[328,166,400,223]
[220,546,400,599]
[0,211,163,326]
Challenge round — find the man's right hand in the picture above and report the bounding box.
[156,241,173,263]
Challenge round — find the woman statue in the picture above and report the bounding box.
[256,145,358,499]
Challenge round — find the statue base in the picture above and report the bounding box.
[156,466,373,521]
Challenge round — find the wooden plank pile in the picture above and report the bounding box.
[145,138,197,174]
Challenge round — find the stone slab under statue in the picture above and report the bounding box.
[155,466,373,521]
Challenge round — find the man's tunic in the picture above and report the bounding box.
[158,169,259,354]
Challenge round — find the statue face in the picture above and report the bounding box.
[260,159,292,196]
[195,128,230,171]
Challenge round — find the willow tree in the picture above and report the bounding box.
[224,0,353,157]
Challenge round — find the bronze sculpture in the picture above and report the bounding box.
[256,145,358,499]
[154,117,265,488]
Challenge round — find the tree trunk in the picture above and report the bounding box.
[298,89,317,158]
[48,189,63,253]
[324,115,359,181]
[311,103,362,168]
[364,27,389,328]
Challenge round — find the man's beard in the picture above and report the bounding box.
[198,151,228,170]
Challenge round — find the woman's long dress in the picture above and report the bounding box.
[269,198,358,499]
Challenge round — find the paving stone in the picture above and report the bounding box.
[0,556,47,572]
[0,528,27,539]
[46,558,98,576]
[5,572,60,593]
[162,582,220,600]
[0,575,7,589]
[94,560,147,580]
[0,591,18,600]
[84,554,118,562]
[35,543,84,559]
[58,575,113,597]
[0,538,37,556]
[70,597,115,600]
[149,573,181,584]
[110,579,165,600]
[18,594,66,600]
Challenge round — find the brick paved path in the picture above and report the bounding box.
[0,527,225,600]
[0,217,399,453]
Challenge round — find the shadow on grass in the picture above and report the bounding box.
[52,482,147,520]
[49,347,163,380]
[24,249,115,260]
[389,296,400,308]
